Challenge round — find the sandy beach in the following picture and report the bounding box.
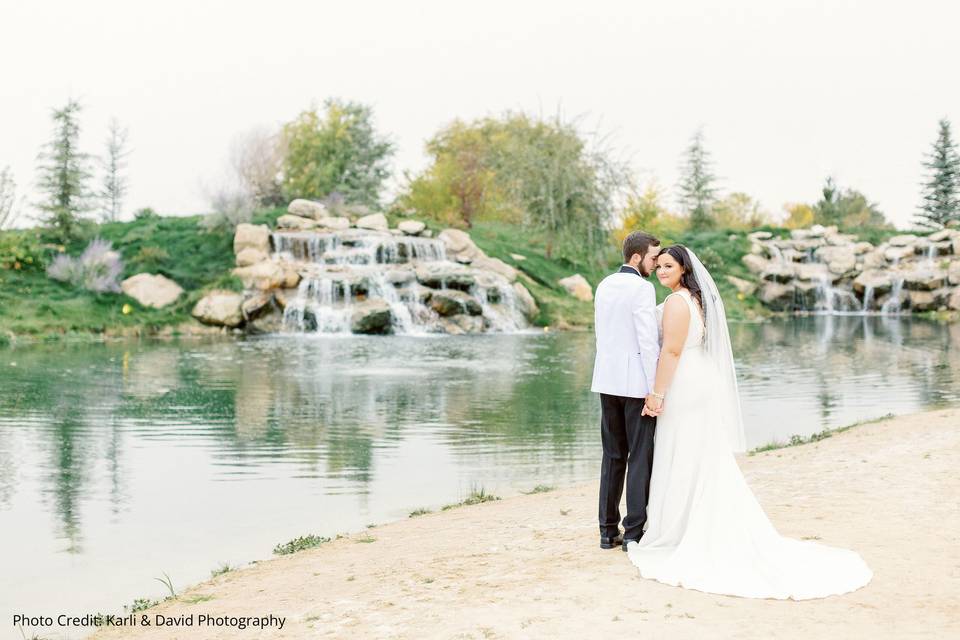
[88,407,959,640]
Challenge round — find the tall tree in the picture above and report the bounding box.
[678,129,718,231]
[99,117,130,222]
[0,166,17,230]
[280,98,394,207]
[812,176,842,226]
[916,118,960,229]
[36,99,93,240]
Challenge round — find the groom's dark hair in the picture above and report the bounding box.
[623,231,660,263]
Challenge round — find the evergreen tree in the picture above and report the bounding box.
[678,129,718,231]
[813,176,842,226]
[916,118,960,229]
[99,117,130,223]
[36,99,93,240]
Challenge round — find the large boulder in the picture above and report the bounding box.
[558,274,593,302]
[747,231,773,241]
[725,275,757,297]
[907,290,937,311]
[121,273,184,309]
[415,263,476,290]
[355,213,389,232]
[438,228,483,263]
[742,254,769,275]
[757,282,795,311]
[761,262,796,283]
[513,282,539,321]
[439,314,486,335]
[192,290,244,327]
[233,223,271,255]
[884,245,915,262]
[235,247,269,267]
[232,261,300,291]
[398,220,427,236]
[350,299,393,334]
[276,214,317,230]
[949,287,960,311]
[472,255,518,282]
[888,234,919,247]
[903,269,947,291]
[793,262,828,282]
[316,217,351,231]
[929,228,958,243]
[429,290,483,317]
[287,199,329,220]
[241,292,275,321]
[853,270,893,296]
[949,261,960,286]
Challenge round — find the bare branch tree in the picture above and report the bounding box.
[99,117,131,223]
[0,166,18,230]
[230,126,285,207]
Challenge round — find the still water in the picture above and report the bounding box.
[1,316,957,637]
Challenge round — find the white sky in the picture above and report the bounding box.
[2,0,958,229]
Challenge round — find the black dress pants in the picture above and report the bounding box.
[598,392,656,541]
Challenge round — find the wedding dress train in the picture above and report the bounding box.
[626,289,872,600]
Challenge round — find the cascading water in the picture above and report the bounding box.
[270,229,528,335]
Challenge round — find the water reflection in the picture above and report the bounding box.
[0,317,956,637]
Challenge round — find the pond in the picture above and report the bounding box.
[1,316,957,637]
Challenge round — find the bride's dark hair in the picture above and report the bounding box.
[657,244,704,314]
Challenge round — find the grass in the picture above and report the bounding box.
[522,484,555,494]
[748,413,896,456]
[441,486,501,511]
[272,534,332,555]
[408,507,432,518]
[210,562,234,578]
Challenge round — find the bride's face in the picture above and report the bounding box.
[655,253,684,289]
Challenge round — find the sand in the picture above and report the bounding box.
[89,407,960,640]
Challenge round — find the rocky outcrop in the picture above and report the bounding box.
[350,300,393,334]
[121,273,184,308]
[191,290,244,327]
[558,274,593,302]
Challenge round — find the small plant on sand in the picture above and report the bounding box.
[154,571,176,598]
[441,485,501,511]
[210,562,234,578]
[273,534,331,555]
[748,413,895,456]
[408,507,432,518]
[523,484,554,494]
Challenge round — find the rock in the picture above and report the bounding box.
[949,287,960,311]
[415,263,476,290]
[316,217,351,231]
[233,223,271,255]
[907,290,937,311]
[430,290,483,317]
[356,213,389,231]
[422,229,433,238]
[287,199,329,220]
[235,247,269,267]
[510,253,527,261]
[438,228,484,262]
[852,242,874,255]
[513,283,539,321]
[828,255,857,275]
[385,265,415,285]
[742,254,769,275]
[192,290,244,327]
[933,287,954,307]
[929,228,958,243]
[790,229,812,240]
[757,282,795,311]
[949,261,960,286]
[884,245,915,262]
[863,250,888,270]
[232,261,300,291]
[350,299,393,334]
[246,308,283,334]
[953,236,960,256]
[558,274,593,302]
[398,220,427,235]
[903,269,947,291]
[440,314,486,335]
[853,270,893,295]
[791,238,825,252]
[472,255,518,282]
[276,214,316,230]
[889,234,919,247]
[793,262,828,282]
[748,231,773,241]
[761,262,796,283]
[725,275,757,297]
[241,292,274,320]
[121,273,184,309]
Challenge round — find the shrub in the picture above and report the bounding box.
[46,237,124,293]
[0,230,47,271]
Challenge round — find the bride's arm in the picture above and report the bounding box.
[644,295,690,415]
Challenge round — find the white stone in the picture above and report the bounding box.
[888,234,919,247]
[233,223,271,254]
[398,220,427,235]
[276,214,316,230]
[316,217,351,231]
[192,290,244,327]
[287,199,329,220]
[235,247,269,267]
[513,282,539,321]
[355,213,389,231]
[121,273,184,309]
[558,274,593,302]
[472,255,517,282]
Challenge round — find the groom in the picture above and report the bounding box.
[591,231,661,551]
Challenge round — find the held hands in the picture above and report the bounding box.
[642,392,664,417]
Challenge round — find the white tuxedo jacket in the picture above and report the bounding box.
[590,266,660,398]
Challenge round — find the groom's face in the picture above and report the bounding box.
[637,246,659,277]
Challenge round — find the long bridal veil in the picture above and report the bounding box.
[684,247,746,453]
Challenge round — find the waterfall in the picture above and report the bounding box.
[271,229,527,335]
[861,284,875,313]
[881,276,906,315]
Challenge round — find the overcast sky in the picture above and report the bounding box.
[2,0,958,229]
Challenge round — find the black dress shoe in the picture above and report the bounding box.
[600,534,623,549]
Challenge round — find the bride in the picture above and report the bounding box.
[627,244,873,600]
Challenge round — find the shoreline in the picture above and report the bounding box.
[77,406,959,640]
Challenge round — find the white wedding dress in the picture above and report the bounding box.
[626,288,872,599]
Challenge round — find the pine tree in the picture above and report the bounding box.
[100,117,130,222]
[678,129,718,231]
[36,99,93,240]
[916,118,960,229]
